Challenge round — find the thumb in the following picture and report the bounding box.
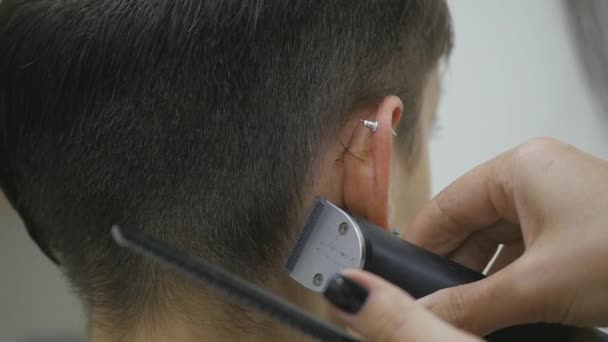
[419,262,536,337]
[324,270,481,342]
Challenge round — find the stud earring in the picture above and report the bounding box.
[360,119,378,132]
[360,119,398,136]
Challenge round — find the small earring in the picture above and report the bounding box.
[360,119,378,132]
[360,119,398,137]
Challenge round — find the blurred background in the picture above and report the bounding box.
[2,1,608,340]
[431,1,608,193]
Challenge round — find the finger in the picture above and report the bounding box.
[324,270,481,342]
[419,261,536,336]
[405,151,520,256]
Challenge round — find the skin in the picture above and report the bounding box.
[333,137,608,341]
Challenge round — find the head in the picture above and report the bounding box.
[0,0,451,340]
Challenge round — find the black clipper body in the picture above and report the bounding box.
[284,197,483,297]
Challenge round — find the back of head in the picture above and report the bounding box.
[0,0,451,338]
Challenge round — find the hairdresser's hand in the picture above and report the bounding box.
[324,270,482,342]
[405,137,608,336]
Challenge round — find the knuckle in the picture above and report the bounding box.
[445,287,471,329]
[496,263,541,326]
[384,318,411,342]
[375,315,409,342]
[524,136,564,149]
[513,137,568,164]
[510,137,574,182]
[518,260,570,324]
[365,293,415,342]
[428,287,469,330]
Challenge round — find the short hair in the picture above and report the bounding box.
[0,0,452,324]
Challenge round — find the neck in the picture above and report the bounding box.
[89,273,333,342]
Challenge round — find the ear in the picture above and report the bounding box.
[342,96,403,229]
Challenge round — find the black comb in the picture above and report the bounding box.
[284,198,325,273]
[111,225,357,342]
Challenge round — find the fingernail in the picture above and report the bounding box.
[323,273,369,314]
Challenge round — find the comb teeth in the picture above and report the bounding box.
[284,198,325,273]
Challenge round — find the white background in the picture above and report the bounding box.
[431,1,608,194]
[2,1,607,340]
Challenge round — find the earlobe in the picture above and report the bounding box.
[342,96,403,229]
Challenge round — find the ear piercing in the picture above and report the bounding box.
[359,120,399,136]
[360,119,378,132]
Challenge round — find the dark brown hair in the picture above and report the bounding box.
[0,0,452,326]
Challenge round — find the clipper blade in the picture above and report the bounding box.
[284,199,326,273]
[284,197,366,292]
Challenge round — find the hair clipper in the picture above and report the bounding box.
[284,196,484,297]
[284,197,608,341]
